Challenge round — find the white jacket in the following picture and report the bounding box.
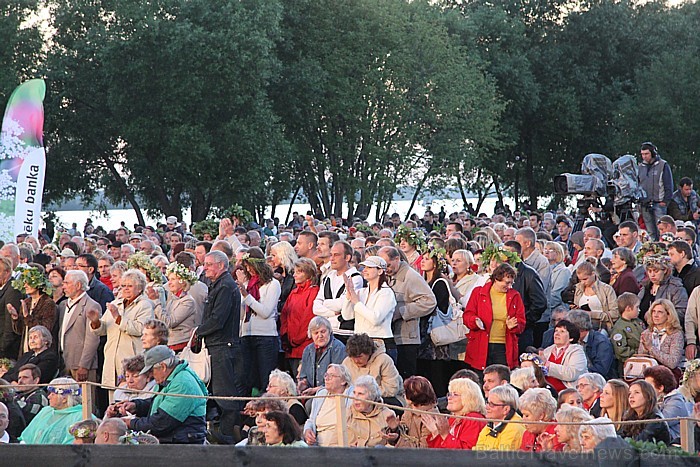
[541,344,588,388]
[240,279,281,337]
[313,268,363,335]
[341,285,396,339]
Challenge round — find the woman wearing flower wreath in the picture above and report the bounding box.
[416,241,458,396]
[235,247,281,395]
[7,265,57,357]
[638,254,688,325]
[154,262,199,352]
[128,252,167,309]
[463,260,526,373]
[19,377,91,444]
[394,225,426,273]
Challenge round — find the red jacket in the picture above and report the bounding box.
[520,423,564,452]
[426,412,486,449]
[463,281,526,370]
[280,280,319,359]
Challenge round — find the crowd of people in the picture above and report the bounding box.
[0,143,699,452]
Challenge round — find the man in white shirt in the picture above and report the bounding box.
[313,241,364,343]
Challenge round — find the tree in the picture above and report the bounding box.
[0,1,42,103]
[43,0,290,223]
[273,0,503,221]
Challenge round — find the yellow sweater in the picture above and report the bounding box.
[474,413,526,451]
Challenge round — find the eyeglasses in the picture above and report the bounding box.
[576,383,591,390]
[324,373,341,379]
[75,263,89,269]
[446,392,461,398]
[486,400,509,408]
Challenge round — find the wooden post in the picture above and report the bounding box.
[335,394,348,447]
[81,381,93,420]
[680,418,696,453]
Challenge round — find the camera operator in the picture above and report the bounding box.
[638,142,674,241]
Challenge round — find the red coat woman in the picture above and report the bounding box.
[280,259,320,363]
[463,263,526,370]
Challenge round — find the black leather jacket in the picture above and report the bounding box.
[197,272,241,347]
[620,412,671,444]
[514,262,547,325]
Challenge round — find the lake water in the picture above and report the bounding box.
[48,196,515,231]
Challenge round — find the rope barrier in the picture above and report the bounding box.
[3,381,699,427]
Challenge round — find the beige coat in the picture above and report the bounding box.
[347,405,394,447]
[91,294,154,387]
[342,350,405,402]
[573,280,618,329]
[154,291,198,346]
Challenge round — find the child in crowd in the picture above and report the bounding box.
[609,292,645,375]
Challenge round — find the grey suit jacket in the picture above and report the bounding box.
[58,294,101,370]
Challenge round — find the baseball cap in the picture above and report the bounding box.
[60,248,76,258]
[359,256,387,269]
[140,345,175,375]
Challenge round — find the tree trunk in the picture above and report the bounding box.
[456,168,468,208]
[190,189,211,222]
[405,169,431,221]
[493,175,504,207]
[101,155,146,226]
[284,186,301,225]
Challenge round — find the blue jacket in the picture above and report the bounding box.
[298,337,346,388]
[582,330,616,379]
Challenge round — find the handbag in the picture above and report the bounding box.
[429,278,469,346]
[623,355,658,382]
[179,327,211,385]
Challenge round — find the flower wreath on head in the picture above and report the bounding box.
[681,359,700,387]
[69,420,98,440]
[641,254,672,270]
[240,252,266,264]
[421,241,448,273]
[11,266,53,295]
[394,225,427,251]
[47,385,81,396]
[519,352,548,376]
[636,242,667,263]
[480,244,521,269]
[165,262,198,285]
[119,430,159,445]
[127,252,163,285]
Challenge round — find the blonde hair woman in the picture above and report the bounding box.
[423,378,486,449]
[549,404,593,452]
[599,379,629,430]
[638,298,684,372]
[154,262,199,352]
[544,241,571,311]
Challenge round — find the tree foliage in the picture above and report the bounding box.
[1,0,698,221]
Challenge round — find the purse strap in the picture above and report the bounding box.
[187,327,205,349]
